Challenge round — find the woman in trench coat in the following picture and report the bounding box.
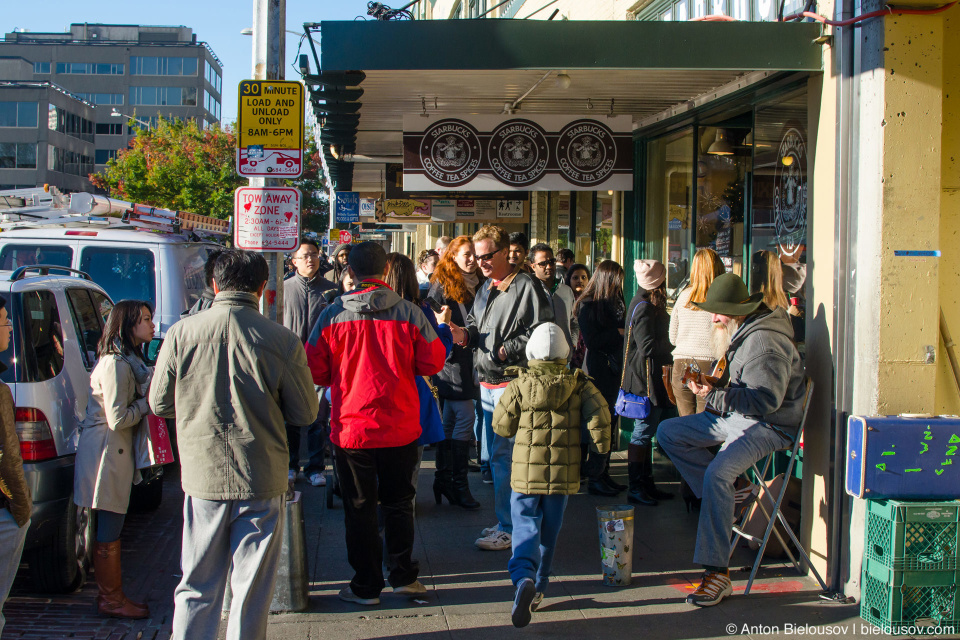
[74,299,155,619]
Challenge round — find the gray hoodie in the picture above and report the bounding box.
[705,306,805,436]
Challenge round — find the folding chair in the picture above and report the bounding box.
[729,377,828,595]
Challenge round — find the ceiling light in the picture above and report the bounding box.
[707,129,733,156]
[556,71,571,90]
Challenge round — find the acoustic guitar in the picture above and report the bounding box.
[679,356,728,387]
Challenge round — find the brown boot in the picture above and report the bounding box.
[94,541,149,619]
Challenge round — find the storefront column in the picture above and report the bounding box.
[843,3,945,598]
[529,191,549,245]
[611,190,622,265]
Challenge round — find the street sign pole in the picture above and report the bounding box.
[251,0,285,323]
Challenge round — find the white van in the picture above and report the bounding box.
[0,228,219,358]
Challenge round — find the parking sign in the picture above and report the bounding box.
[237,80,304,178]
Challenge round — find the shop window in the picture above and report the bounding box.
[696,125,751,276]
[595,193,614,263]
[644,128,694,298]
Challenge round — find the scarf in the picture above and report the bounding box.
[113,339,153,392]
[461,269,480,292]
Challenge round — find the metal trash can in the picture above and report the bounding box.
[596,504,635,587]
[222,490,310,614]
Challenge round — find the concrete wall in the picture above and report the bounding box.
[936,10,960,414]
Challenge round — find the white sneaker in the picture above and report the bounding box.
[309,472,327,487]
[475,530,511,551]
[393,580,427,595]
[511,578,535,628]
[288,469,297,483]
[480,524,499,537]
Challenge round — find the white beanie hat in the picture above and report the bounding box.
[634,259,666,291]
[525,322,570,362]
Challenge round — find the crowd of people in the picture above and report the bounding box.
[0,224,808,637]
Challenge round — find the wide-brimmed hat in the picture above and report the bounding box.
[696,273,764,316]
[634,259,666,291]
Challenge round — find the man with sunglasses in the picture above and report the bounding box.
[449,225,553,551]
[527,243,576,353]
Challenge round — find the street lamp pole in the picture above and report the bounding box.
[251,0,285,323]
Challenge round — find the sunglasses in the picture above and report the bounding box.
[532,259,554,268]
[476,248,504,262]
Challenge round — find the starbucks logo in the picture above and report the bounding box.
[556,120,617,187]
[488,119,549,186]
[419,119,481,187]
[774,127,806,257]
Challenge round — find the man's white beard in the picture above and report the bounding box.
[711,318,740,360]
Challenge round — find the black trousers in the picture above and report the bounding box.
[334,441,419,598]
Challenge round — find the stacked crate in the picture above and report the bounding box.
[860,499,960,634]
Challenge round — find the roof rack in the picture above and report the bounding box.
[9,265,93,282]
[0,187,231,239]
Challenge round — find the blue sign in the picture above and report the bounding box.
[321,237,329,246]
[336,192,360,224]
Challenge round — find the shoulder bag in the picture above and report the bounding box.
[614,301,652,420]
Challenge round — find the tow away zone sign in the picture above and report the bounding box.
[237,80,304,178]
[234,187,301,251]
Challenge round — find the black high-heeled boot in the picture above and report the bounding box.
[433,439,455,505]
[627,445,657,506]
[680,478,702,512]
[450,440,481,509]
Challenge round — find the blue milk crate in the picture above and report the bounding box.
[846,416,960,500]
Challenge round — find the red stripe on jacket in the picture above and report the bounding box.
[306,314,446,449]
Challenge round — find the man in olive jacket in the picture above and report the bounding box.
[150,250,318,640]
[0,297,29,637]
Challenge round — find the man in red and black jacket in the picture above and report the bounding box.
[305,242,447,606]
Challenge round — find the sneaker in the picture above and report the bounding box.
[530,592,544,611]
[685,570,732,607]
[480,524,499,537]
[476,530,511,551]
[288,469,297,483]
[393,580,427,596]
[481,469,493,484]
[511,578,536,628]
[338,585,380,606]
[309,472,327,487]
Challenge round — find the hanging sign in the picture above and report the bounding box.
[403,114,633,192]
[335,191,360,224]
[234,187,301,251]
[237,80,304,178]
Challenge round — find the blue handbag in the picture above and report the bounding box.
[615,302,652,420]
[417,376,446,446]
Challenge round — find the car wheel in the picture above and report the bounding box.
[129,472,163,512]
[28,500,89,593]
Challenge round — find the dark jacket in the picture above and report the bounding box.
[576,296,625,409]
[181,286,216,318]
[283,273,336,344]
[0,375,30,527]
[305,280,447,449]
[466,268,554,385]
[706,305,806,436]
[623,291,674,407]
[427,278,484,400]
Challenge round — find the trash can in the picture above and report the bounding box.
[222,490,310,614]
[596,504,635,587]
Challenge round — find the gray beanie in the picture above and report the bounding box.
[525,322,570,362]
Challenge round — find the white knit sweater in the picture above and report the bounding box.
[669,287,715,361]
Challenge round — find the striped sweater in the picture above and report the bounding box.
[669,287,715,361]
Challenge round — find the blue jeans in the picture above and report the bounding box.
[476,400,489,470]
[508,493,568,593]
[630,406,663,447]
[0,510,29,637]
[442,399,476,441]
[657,411,791,568]
[480,385,512,533]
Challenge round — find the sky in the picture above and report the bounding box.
[3,0,367,123]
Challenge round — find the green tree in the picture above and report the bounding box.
[91,117,243,219]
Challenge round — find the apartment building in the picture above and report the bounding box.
[0,23,222,180]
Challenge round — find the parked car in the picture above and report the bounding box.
[0,266,113,593]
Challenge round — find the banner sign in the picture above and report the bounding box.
[359,197,529,223]
[335,191,360,223]
[403,115,633,192]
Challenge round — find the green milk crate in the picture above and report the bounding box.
[860,558,960,635]
[865,500,960,572]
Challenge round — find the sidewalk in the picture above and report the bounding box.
[4,451,925,639]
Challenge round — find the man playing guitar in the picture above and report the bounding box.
[656,273,805,607]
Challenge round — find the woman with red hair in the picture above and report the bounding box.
[425,236,485,509]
